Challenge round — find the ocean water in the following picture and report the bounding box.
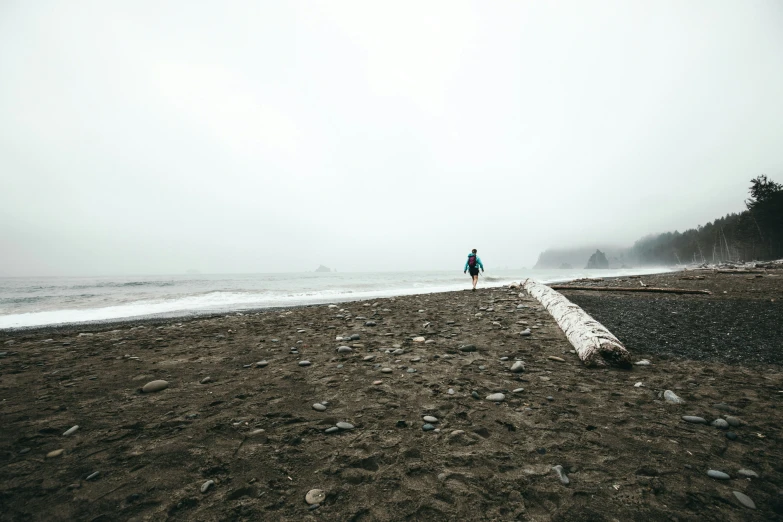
[0,268,671,329]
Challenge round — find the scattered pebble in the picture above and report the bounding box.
[725,416,741,427]
[459,345,476,352]
[200,377,212,384]
[142,380,169,393]
[412,337,425,342]
[373,380,382,385]
[726,432,738,440]
[548,356,565,362]
[201,480,215,493]
[86,471,100,481]
[707,470,730,480]
[324,427,339,434]
[364,321,376,327]
[500,357,509,361]
[381,368,393,373]
[634,359,652,366]
[519,329,531,337]
[422,423,435,431]
[406,368,417,373]
[682,416,707,424]
[634,382,643,388]
[737,469,758,478]
[298,361,311,367]
[336,422,354,430]
[306,489,326,505]
[552,465,569,485]
[732,491,756,509]
[256,360,268,368]
[711,418,729,429]
[46,449,64,458]
[512,388,524,393]
[448,388,454,395]
[312,403,327,412]
[411,357,421,362]
[336,346,352,353]
[63,425,79,436]
[422,415,438,423]
[486,393,505,402]
[471,391,480,399]
[510,361,525,373]
[663,390,684,404]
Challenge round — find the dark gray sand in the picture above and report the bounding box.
[0,270,781,521]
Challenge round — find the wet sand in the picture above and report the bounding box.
[0,270,781,521]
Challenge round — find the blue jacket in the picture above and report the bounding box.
[464,253,484,271]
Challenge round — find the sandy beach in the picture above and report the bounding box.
[1,269,781,521]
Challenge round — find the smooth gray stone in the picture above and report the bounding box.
[312,403,327,411]
[707,470,730,480]
[448,388,454,395]
[200,377,212,384]
[737,469,758,478]
[682,416,707,424]
[486,393,505,402]
[422,423,435,431]
[471,391,480,399]
[142,380,169,393]
[306,489,326,505]
[364,321,376,326]
[500,357,509,361]
[664,390,684,404]
[478,366,486,370]
[711,418,729,429]
[256,360,268,367]
[201,480,215,493]
[422,415,438,423]
[392,349,404,355]
[336,346,352,353]
[725,416,741,427]
[713,402,732,411]
[381,368,393,373]
[726,431,738,440]
[362,355,375,361]
[510,361,525,373]
[324,427,339,434]
[411,357,421,362]
[63,425,79,436]
[732,491,755,509]
[350,334,361,340]
[86,471,100,481]
[406,368,416,373]
[552,465,569,485]
[336,422,354,430]
[512,388,524,393]
[519,329,531,337]
[459,345,476,352]
[298,361,311,367]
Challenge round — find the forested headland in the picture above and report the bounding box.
[535,176,783,268]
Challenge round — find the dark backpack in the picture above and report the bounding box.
[468,255,477,268]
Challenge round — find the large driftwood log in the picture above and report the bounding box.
[522,279,631,368]
[549,285,711,295]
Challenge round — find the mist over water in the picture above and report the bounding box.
[0,268,671,329]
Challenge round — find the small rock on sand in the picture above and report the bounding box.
[201,480,215,493]
[373,380,382,385]
[299,361,311,367]
[324,427,339,434]
[46,449,64,458]
[634,359,652,366]
[381,368,393,373]
[486,393,505,402]
[312,403,327,411]
[200,377,212,384]
[663,390,684,404]
[548,356,565,362]
[732,491,756,509]
[306,489,326,505]
[711,418,729,429]
[725,416,741,426]
[336,346,352,353]
[256,360,268,367]
[737,469,758,478]
[552,465,569,485]
[413,337,425,342]
[459,345,476,352]
[142,380,169,393]
[682,416,707,424]
[422,415,438,423]
[336,422,354,430]
[63,426,79,436]
[510,361,525,373]
[707,470,730,480]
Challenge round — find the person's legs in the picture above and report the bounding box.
[472,274,478,289]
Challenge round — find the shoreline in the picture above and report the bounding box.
[0,268,676,336]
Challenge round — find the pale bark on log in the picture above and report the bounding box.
[549,285,711,295]
[522,279,631,368]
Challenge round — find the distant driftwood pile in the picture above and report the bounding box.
[521,279,631,368]
[549,285,712,295]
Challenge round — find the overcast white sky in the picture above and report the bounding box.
[1,0,782,276]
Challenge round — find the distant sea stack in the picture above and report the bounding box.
[585,249,609,269]
[534,247,630,269]
[315,265,332,273]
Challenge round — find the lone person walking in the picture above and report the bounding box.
[464,249,484,291]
